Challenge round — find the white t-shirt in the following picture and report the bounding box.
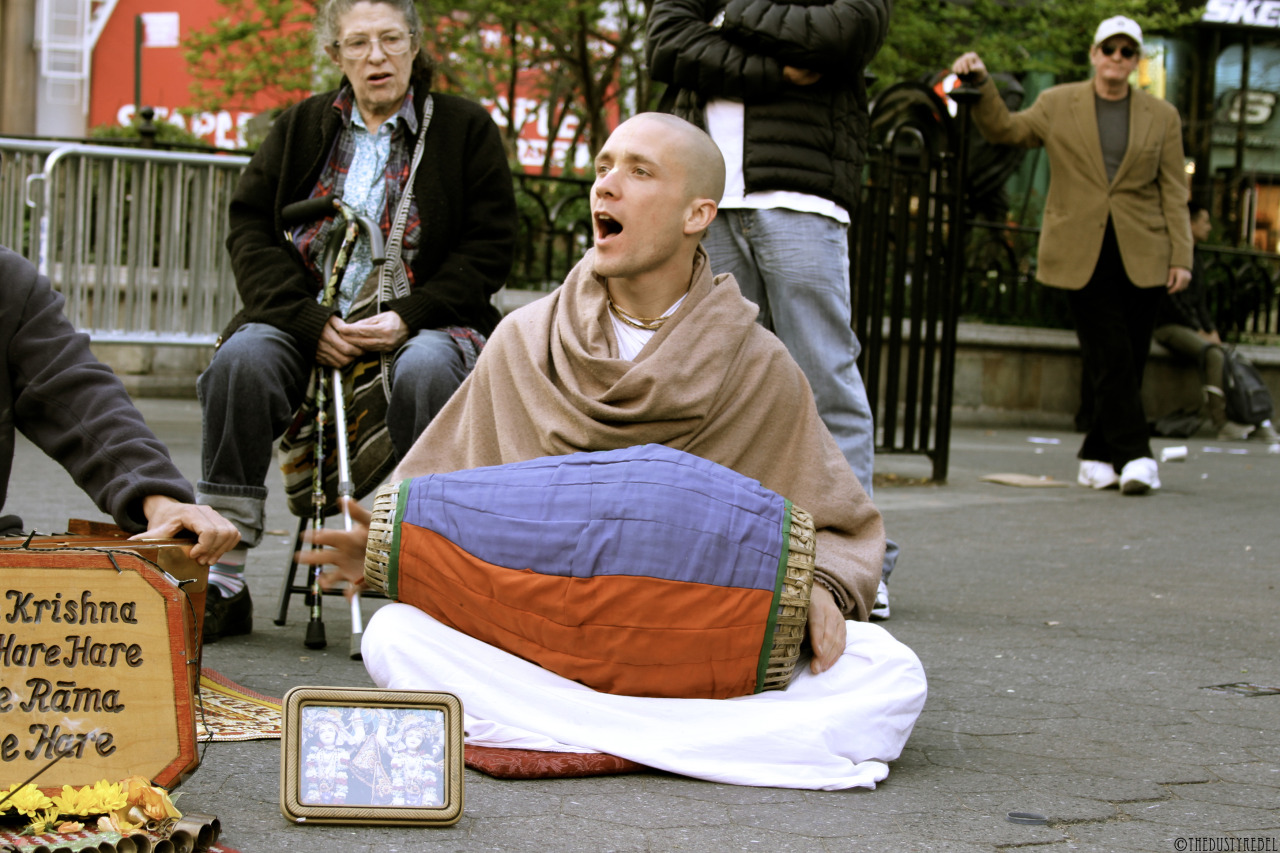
[705,100,849,226]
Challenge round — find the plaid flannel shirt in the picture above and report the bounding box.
[292,86,422,304]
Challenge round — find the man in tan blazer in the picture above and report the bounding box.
[953,15,1192,496]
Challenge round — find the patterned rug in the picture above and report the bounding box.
[196,668,282,742]
[194,671,646,778]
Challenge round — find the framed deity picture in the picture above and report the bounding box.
[280,686,464,826]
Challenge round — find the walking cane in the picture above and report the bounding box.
[280,195,385,656]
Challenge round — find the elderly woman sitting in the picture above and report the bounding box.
[195,0,517,642]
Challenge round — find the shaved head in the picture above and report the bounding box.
[616,113,726,204]
[589,111,723,307]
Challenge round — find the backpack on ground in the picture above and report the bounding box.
[1221,348,1274,425]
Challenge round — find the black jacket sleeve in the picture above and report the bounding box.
[720,0,891,78]
[646,0,786,99]
[1,247,194,532]
[224,99,337,354]
[1159,250,1216,333]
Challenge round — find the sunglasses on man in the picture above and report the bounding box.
[1099,42,1137,60]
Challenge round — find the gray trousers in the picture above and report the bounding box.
[1153,324,1225,389]
[196,322,467,549]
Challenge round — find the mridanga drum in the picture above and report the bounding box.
[0,527,204,791]
[364,445,815,700]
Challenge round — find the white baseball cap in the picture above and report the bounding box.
[1094,16,1143,49]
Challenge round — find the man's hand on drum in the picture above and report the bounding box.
[316,316,365,368]
[132,495,241,566]
[296,497,371,599]
[339,310,410,352]
[807,584,847,674]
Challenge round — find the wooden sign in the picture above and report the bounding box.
[0,544,202,791]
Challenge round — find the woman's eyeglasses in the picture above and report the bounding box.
[334,31,415,60]
[1099,43,1137,60]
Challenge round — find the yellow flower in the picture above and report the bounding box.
[0,783,55,817]
[24,807,61,835]
[51,781,123,816]
[88,779,127,813]
[122,776,181,822]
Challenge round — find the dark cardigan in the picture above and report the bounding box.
[221,78,517,354]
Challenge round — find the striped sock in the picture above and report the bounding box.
[208,546,247,596]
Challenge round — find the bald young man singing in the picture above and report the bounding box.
[303,113,925,790]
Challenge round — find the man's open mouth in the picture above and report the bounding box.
[595,212,623,240]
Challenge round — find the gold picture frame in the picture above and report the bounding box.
[280,686,464,826]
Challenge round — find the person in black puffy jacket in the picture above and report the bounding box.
[645,0,898,618]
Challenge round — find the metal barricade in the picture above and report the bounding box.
[18,141,249,345]
[0,139,62,263]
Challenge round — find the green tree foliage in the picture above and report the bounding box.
[185,0,320,113]
[184,0,647,171]
[184,0,1208,167]
[422,0,653,172]
[870,0,1203,91]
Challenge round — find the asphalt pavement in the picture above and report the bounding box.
[9,398,1280,852]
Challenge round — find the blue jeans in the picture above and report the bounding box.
[196,322,467,548]
[703,209,899,579]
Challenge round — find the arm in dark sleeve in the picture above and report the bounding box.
[8,259,194,532]
[646,0,785,99]
[1161,288,1205,331]
[386,104,516,333]
[225,108,335,355]
[1183,252,1216,332]
[720,0,891,76]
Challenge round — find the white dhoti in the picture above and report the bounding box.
[362,603,927,791]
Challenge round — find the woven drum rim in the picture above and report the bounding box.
[760,503,815,692]
[364,479,402,597]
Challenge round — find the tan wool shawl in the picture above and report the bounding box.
[394,247,885,619]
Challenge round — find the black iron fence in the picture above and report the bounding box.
[960,219,1280,339]
[1197,246,1280,339]
[850,82,983,482]
[960,220,1069,329]
[509,173,593,291]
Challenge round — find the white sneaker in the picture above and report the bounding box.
[1119,457,1160,495]
[1078,460,1119,489]
[1251,420,1280,442]
[870,579,890,621]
